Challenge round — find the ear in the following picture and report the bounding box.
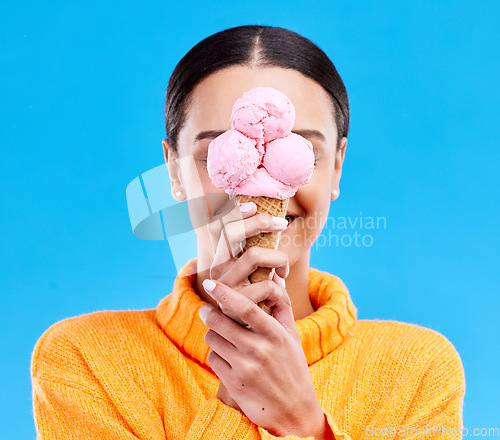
[330,136,348,201]
[162,139,186,201]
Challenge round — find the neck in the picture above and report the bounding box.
[194,245,315,321]
[285,248,316,320]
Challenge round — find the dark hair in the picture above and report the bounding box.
[165,25,349,155]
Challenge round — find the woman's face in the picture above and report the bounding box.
[163,65,346,271]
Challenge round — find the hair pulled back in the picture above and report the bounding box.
[165,25,349,154]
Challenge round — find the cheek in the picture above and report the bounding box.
[181,159,220,196]
[179,157,206,200]
[297,177,332,228]
[298,197,329,231]
[194,163,234,218]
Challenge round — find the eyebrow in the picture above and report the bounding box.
[195,130,226,142]
[292,129,326,143]
[195,129,326,143]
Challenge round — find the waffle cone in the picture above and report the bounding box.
[236,194,289,308]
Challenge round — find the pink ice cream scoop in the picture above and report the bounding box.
[230,86,295,143]
[207,129,260,192]
[263,133,315,187]
[207,86,315,200]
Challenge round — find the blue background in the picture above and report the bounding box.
[2,1,498,437]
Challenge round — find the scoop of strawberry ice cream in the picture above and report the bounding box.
[207,129,260,192]
[263,133,315,187]
[229,167,298,199]
[230,86,295,143]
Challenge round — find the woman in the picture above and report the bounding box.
[31,25,465,439]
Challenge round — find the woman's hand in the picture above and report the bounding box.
[199,275,328,438]
[204,199,289,408]
[206,200,290,323]
[204,200,289,409]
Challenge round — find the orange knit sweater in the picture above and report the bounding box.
[31,259,465,439]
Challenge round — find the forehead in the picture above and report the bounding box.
[178,66,337,154]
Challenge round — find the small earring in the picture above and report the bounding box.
[175,190,183,198]
[332,189,339,199]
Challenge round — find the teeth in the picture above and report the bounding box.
[285,215,295,227]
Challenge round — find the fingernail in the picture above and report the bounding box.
[239,202,255,212]
[273,216,288,228]
[199,305,209,322]
[202,279,216,292]
[275,275,286,289]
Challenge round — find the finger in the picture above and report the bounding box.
[215,199,256,225]
[219,246,289,286]
[236,279,284,308]
[210,223,238,276]
[200,303,252,346]
[207,349,232,378]
[223,212,288,254]
[212,212,288,271]
[209,202,257,273]
[204,329,238,360]
[202,279,276,335]
[270,273,298,337]
[206,197,240,252]
[210,214,289,280]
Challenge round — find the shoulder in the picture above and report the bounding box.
[351,319,464,377]
[344,320,465,409]
[33,308,157,346]
[31,309,163,379]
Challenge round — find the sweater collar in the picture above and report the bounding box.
[156,258,357,366]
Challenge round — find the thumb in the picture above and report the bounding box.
[271,273,298,336]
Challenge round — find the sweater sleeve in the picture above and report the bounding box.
[31,321,166,440]
[183,397,257,439]
[188,400,352,440]
[33,376,342,440]
[395,335,466,440]
[32,377,149,439]
[257,408,351,440]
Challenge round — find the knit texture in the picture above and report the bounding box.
[31,258,465,439]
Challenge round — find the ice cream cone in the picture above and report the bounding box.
[236,194,289,308]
